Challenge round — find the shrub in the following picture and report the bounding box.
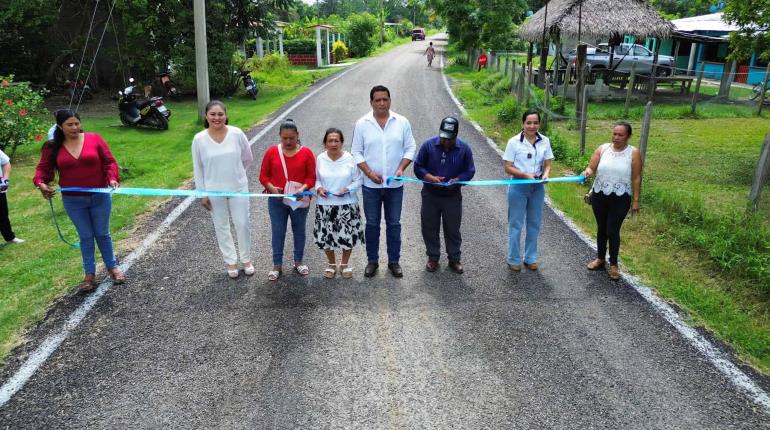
[347,13,378,57]
[496,97,520,124]
[332,40,348,63]
[0,76,47,157]
[283,39,317,54]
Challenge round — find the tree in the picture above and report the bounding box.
[723,0,770,62]
[347,12,379,57]
[428,0,526,50]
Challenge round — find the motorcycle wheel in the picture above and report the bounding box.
[152,111,169,130]
[119,112,135,127]
[250,90,257,100]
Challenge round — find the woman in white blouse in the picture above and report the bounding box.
[581,121,642,281]
[192,101,255,278]
[313,128,365,279]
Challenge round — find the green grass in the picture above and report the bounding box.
[0,67,339,361]
[445,63,770,372]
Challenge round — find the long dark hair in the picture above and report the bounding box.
[45,109,81,171]
[203,100,228,128]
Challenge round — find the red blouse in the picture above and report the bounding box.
[33,133,120,192]
[259,145,316,190]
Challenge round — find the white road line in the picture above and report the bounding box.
[439,52,770,413]
[0,64,360,407]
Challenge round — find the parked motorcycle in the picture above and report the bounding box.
[240,70,258,100]
[158,71,180,100]
[118,78,171,130]
[64,63,93,103]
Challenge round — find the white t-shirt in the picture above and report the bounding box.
[192,126,253,193]
[0,149,9,166]
[315,151,362,206]
[502,132,554,178]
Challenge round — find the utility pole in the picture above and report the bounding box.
[193,0,210,119]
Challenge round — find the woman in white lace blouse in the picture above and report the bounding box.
[580,122,642,280]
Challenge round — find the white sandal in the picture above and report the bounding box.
[294,264,310,276]
[267,269,281,281]
[243,262,255,276]
[340,264,353,279]
[227,266,239,279]
[323,263,337,279]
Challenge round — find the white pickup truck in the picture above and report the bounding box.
[568,43,675,77]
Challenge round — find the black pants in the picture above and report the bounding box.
[0,193,16,242]
[420,188,462,262]
[591,192,631,265]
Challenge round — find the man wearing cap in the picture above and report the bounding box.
[413,116,475,274]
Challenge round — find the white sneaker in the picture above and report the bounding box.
[7,238,24,244]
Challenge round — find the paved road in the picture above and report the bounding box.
[2,37,770,429]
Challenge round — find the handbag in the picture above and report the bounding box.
[277,144,311,210]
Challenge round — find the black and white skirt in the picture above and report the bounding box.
[313,203,365,250]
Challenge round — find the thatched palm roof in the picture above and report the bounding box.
[518,0,674,42]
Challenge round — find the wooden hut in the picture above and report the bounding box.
[519,0,674,102]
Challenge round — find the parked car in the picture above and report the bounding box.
[412,28,425,41]
[567,43,675,77]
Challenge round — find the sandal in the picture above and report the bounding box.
[243,262,255,276]
[323,263,337,279]
[227,265,239,279]
[587,259,606,270]
[294,264,310,276]
[267,269,281,281]
[340,264,353,279]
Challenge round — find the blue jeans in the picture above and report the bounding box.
[507,183,545,265]
[362,185,403,263]
[267,197,309,266]
[62,193,117,274]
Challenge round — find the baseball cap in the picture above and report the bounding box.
[439,116,459,139]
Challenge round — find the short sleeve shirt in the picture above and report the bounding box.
[502,132,554,177]
[0,149,9,166]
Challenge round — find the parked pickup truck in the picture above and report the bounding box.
[567,43,675,77]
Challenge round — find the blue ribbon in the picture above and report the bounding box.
[58,187,314,200]
[48,199,80,249]
[385,175,585,187]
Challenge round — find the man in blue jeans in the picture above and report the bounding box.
[351,85,416,278]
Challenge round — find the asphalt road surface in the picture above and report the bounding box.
[2,37,770,429]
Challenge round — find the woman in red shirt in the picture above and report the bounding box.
[259,119,316,281]
[34,110,125,293]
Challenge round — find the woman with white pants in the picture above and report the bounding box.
[192,100,255,278]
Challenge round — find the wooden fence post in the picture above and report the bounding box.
[543,74,550,131]
[505,57,510,77]
[748,134,770,213]
[639,101,653,167]
[691,62,706,114]
[562,61,572,102]
[518,65,526,102]
[624,63,636,117]
[510,60,517,92]
[757,63,770,115]
[579,83,589,155]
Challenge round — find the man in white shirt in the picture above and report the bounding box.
[351,85,416,278]
[0,149,24,244]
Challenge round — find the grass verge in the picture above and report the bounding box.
[444,62,770,373]
[0,67,339,362]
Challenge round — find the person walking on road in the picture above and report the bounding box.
[413,116,475,274]
[33,109,125,293]
[0,149,24,245]
[313,128,365,279]
[424,42,436,67]
[580,121,642,281]
[192,100,255,279]
[352,85,416,278]
[503,110,553,272]
[260,119,316,281]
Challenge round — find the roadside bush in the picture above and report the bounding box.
[347,13,378,57]
[496,97,520,124]
[283,39,316,54]
[0,76,47,156]
[332,41,348,63]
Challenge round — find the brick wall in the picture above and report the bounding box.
[287,53,337,66]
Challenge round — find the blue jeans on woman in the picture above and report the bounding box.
[267,197,309,266]
[507,183,545,266]
[62,193,117,274]
[362,185,403,264]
